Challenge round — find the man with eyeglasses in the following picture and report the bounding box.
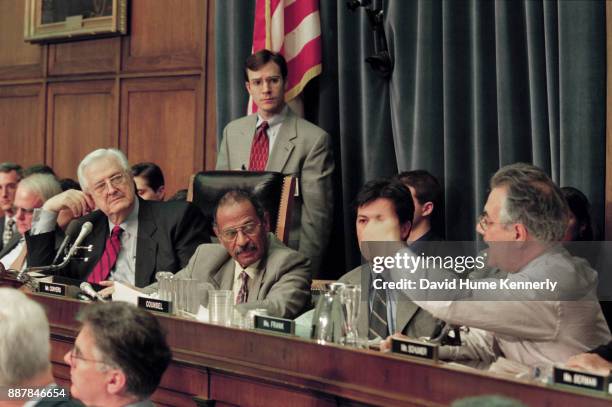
[26,148,210,288]
[0,173,61,271]
[381,163,610,366]
[216,49,334,278]
[65,301,171,407]
[145,188,311,318]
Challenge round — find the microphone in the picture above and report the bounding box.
[52,221,81,265]
[64,222,93,262]
[79,282,107,302]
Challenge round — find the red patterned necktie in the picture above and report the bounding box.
[248,121,269,171]
[87,225,123,284]
[236,271,249,304]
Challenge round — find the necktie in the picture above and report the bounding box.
[87,225,123,284]
[248,121,269,171]
[236,271,249,304]
[368,289,389,339]
[3,218,14,246]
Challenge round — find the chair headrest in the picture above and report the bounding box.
[191,171,285,235]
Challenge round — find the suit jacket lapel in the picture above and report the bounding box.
[237,115,258,167]
[267,110,296,172]
[395,300,421,334]
[211,258,235,290]
[80,214,109,279]
[135,201,158,287]
[0,233,22,259]
[249,260,269,301]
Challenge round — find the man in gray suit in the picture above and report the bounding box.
[148,189,311,319]
[216,50,334,277]
[339,179,436,340]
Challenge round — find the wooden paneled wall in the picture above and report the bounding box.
[0,0,216,197]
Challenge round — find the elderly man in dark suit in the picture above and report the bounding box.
[26,148,209,288]
[216,50,334,278]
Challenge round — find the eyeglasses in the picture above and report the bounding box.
[91,172,128,196]
[68,346,106,366]
[219,221,261,242]
[478,213,511,231]
[248,76,282,89]
[14,206,36,216]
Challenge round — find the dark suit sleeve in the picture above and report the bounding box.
[25,230,57,267]
[172,202,211,269]
[590,341,612,362]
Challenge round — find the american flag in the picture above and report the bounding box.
[249,0,322,114]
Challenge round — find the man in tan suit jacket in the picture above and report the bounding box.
[146,189,311,319]
[216,50,334,277]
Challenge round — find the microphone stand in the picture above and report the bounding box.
[9,241,93,290]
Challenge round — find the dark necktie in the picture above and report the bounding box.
[3,218,14,246]
[236,271,249,304]
[87,225,123,284]
[248,121,269,171]
[369,288,389,339]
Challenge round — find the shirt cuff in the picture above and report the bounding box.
[30,208,58,235]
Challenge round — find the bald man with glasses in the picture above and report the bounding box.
[145,188,311,319]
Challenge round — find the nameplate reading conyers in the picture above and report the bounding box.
[137,297,171,314]
[391,337,439,361]
[553,366,610,393]
[39,282,66,297]
[254,315,295,335]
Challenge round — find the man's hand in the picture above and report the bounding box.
[98,280,115,299]
[42,189,95,217]
[379,333,407,352]
[566,353,612,375]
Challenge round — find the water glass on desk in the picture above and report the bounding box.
[155,271,174,302]
[209,290,233,326]
[181,278,199,314]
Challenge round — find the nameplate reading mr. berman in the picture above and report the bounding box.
[391,337,439,361]
[553,366,610,393]
[39,282,66,297]
[255,315,295,335]
[137,297,172,314]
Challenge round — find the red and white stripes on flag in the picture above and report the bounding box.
[249,0,322,114]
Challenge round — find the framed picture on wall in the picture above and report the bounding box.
[24,0,128,43]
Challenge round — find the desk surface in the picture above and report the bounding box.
[10,288,607,407]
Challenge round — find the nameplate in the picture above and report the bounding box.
[39,282,66,297]
[553,366,610,393]
[391,338,438,361]
[254,315,295,335]
[137,297,172,314]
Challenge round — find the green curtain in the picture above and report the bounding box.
[215,0,606,277]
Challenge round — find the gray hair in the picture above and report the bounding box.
[0,288,50,386]
[77,148,130,191]
[19,173,61,202]
[490,163,568,241]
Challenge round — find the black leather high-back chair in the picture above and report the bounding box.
[188,171,296,244]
